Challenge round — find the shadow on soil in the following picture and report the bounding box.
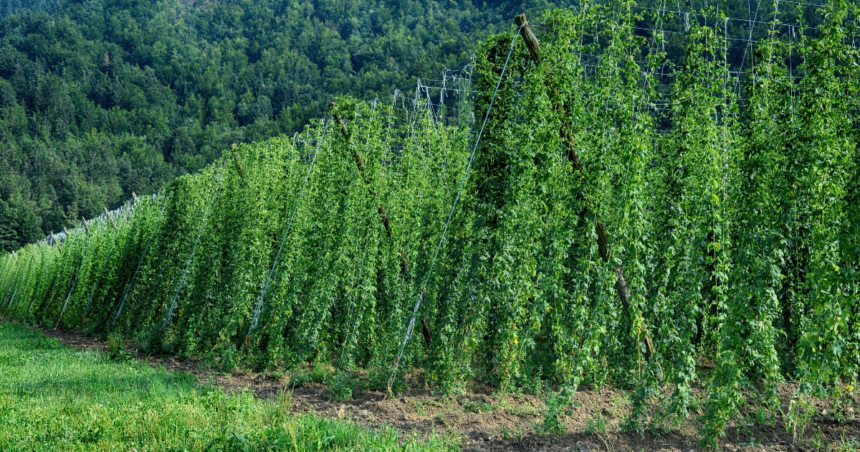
[16,322,860,452]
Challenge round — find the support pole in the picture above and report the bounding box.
[4,252,32,312]
[163,160,231,332]
[38,233,71,317]
[82,209,124,322]
[112,194,171,328]
[28,243,48,314]
[514,13,654,362]
[330,102,410,280]
[9,242,44,312]
[514,14,541,60]
[56,221,93,328]
[105,207,116,229]
[0,251,19,304]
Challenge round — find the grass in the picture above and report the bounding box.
[0,323,460,451]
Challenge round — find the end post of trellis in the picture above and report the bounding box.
[378,207,392,237]
[51,232,61,254]
[515,14,541,60]
[104,207,116,230]
[229,145,247,180]
[330,102,350,138]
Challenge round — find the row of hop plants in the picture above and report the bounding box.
[0,0,858,447]
[0,100,474,380]
[458,0,860,445]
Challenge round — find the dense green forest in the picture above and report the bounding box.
[0,0,791,251]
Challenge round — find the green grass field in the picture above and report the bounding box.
[0,323,459,451]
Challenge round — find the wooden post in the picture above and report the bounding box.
[104,207,116,229]
[515,14,541,60]
[232,149,246,179]
[596,222,611,262]
[330,103,368,178]
[353,151,367,177]
[331,102,410,282]
[330,102,350,138]
[82,217,89,235]
[378,207,392,237]
[399,247,410,280]
[515,14,579,171]
[422,318,432,347]
[54,232,61,254]
[515,14,655,363]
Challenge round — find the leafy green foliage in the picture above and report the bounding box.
[0,1,858,449]
[328,370,356,402]
[106,332,128,361]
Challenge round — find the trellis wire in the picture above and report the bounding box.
[338,216,375,367]
[0,257,12,307]
[385,23,525,394]
[112,194,171,328]
[0,254,12,284]
[82,209,129,320]
[38,234,72,315]
[1,251,21,305]
[7,249,39,314]
[732,0,763,98]
[4,252,33,312]
[28,245,48,314]
[163,158,232,331]
[56,228,91,326]
[246,117,331,344]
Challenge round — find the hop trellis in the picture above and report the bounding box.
[0,1,858,447]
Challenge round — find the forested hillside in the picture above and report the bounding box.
[0,0,555,250]
[0,0,786,251]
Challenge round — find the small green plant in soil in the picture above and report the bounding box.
[785,398,816,443]
[328,370,356,402]
[501,426,528,445]
[833,435,860,452]
[310,362,329,384]
[538,387,575,436]
[106,332,130,361]
[220,344,239,373]
[500,399,540,418]
[584,412,608,434]
[288,369,309,388]
[411,399,442,417]
[462,399,495,414]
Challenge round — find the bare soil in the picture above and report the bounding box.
[20,323,860,451]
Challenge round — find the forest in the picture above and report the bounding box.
[0,0,553,251]
[0,0,795,252]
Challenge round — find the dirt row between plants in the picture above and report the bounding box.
[19,323,860,452]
